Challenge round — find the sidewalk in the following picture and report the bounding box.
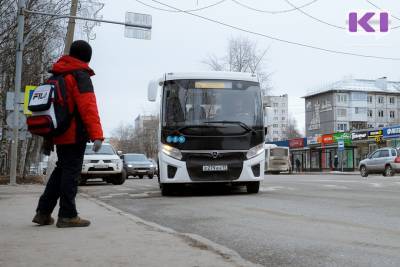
[0,185,253,267]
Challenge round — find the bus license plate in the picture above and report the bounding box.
[202,165,228,172]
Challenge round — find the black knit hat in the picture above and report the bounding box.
[69,40,92,63]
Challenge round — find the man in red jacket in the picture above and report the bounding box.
[32,40,104,228]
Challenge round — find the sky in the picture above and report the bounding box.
[83,0,400,137]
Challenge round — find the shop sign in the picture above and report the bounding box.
[289,138,305,148]
[333,132,352,144]
[321,134,334,144]
[368,129,383,138]
[351,131,368,141]
[307,135,321,145]
[383,126,400,139]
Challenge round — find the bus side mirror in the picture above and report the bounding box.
[148,80,158,102]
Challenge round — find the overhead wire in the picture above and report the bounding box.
[141,0,400,61]
[231,0,319,14]
[283,0,345,30]
[134,0,227,13]
[365,0,400,29]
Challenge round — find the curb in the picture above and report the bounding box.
[79,193,261,267]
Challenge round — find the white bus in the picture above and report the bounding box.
[148,72,265,195]
[264,144,291,174]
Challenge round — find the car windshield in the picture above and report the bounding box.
[162,79,263,132]
[85,145,115,155]
[124,154,148,161]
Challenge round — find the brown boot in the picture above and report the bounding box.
[32,212,55,226]
[56,216,91,228]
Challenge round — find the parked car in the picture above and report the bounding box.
[80,143,125,185]
[148,158,158,176]
[121,153,156,179]
[359,147,400,177]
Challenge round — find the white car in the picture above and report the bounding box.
[80,143,125,185]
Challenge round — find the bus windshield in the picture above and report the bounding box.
[270,148,288,157]
[162,79,263,132]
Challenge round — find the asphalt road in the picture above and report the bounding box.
[81,174,400,267]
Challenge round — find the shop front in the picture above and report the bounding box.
[351,129,384,167]
[289,138,308,171]
[306,132,355,171]
[383,125,400,148]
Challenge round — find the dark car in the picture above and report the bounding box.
[121,153,156,179]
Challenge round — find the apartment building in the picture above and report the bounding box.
[264,94,289,142]
[304,77,400,137]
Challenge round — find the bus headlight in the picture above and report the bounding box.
[162,144,182,160]
[246,143,264,159]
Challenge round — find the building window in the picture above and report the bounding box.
[378,110,384,117]
[367,110,373,117]
[282,110,285,114]
[337,109,347,117]
[281,117,285,121]
[274,109,278,114]
[337,94,347,103]
[273,131,279,134]
[367,124,373,128]
[337,123,347,131]
[281,103,286,107]
[390,111,395,118]
[273,138,279,141]
[367,95,373,103]
[273,124,278,128]
[378,96,384,104]
[390,97,395,104]
[273,103,278,107]
[274,117,278,121]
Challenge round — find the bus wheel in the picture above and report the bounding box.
[160,184,173,196]
[246,181,260,194]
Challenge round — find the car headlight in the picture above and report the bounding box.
[127,164,133,168]
[246,143,265,159]
[111,159,120,164]
[83,160,90,164]
[162,144,182,160]
[149,164,155,168]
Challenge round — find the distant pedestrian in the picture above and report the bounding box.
[295,158,301,173]
[32,40,104,228]
[334,155,339,170]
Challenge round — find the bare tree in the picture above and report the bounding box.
[286,115,303,139]
[109,122,137,153]
[203,36,271,94]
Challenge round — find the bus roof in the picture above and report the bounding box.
[162,71,259,83]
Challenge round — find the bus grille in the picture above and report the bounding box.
[184,152,245,181]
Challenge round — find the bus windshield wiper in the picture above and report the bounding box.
[203,121,255,133]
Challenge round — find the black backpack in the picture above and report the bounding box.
[27,74,74,137]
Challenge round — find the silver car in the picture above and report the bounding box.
[359,147,400,177]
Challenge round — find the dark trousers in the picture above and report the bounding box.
[37,142,86,218]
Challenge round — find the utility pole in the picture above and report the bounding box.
[10,0,26,185]
[63,0,79,54]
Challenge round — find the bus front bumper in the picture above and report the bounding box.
[158,152,264,184]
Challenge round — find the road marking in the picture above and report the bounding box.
[260,186,295,192]
[368,183,383,188]
[323,184,348,189]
